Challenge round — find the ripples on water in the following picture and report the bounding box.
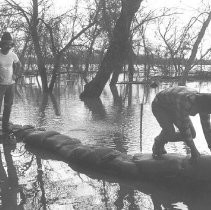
[2,76,211,209]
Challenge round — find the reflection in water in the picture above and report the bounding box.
[7,75,211,209]
[114,184,139,210]
[110,85,122,105]
[127,84,133,106]
[83,98,107,120]
[39,93,60,117]
[0,135,25,209]
[100,180,109,209]
[83,93,130,153]
[67,156,211,210]
[36,156,47,210]
[38,92,61,127]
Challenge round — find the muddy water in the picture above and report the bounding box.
[1,76,211,209]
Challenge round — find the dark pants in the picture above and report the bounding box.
[0,84,15,130]
[151,97,198,157]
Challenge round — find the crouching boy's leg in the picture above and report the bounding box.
[152,134,167,158]
[152,101,175,159]
[152,128,174,158]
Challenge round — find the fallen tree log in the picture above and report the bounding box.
[7,124,211,184]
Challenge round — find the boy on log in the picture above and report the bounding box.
[152,86,211,162]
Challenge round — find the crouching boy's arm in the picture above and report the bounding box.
[199,113,211,149]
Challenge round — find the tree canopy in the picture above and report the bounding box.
[0,0,210,93]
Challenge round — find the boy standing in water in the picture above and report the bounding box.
[152,86,211,162]
[0,32,21,133]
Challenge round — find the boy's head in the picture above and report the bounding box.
[0,32,14,50]
[195,93,211,113]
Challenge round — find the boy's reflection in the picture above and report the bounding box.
[0,136,25,209]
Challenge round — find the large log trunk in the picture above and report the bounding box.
[10,123,211,184]
[80,0,142,99]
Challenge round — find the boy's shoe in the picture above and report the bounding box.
[152,137,167,159]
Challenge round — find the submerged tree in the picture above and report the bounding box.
[4,0,100,93]
[80,0,143,99]
[179,10,211,85]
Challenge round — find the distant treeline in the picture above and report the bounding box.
[22,53,211,70]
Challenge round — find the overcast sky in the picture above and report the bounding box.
[54,0,206,11]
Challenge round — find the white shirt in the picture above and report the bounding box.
[0,50,19,85]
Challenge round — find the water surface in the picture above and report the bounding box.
[2,75,211,209]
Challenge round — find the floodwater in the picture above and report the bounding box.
[1,74,211,209]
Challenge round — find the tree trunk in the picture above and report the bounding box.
[80,0,143,99]
[30,0,48,92]
[49,54,61,92]
[84,26,99,77]
[128,43,135,82]
[179,11,211,85]
[31,29,49,92]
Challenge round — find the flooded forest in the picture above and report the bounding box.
[0,0,211,209]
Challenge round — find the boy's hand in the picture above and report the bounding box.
[189,150,200,164]
[12,74,21,82]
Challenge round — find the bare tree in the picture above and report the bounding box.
[80,0,143,99]
[157,9,211,82]
[179,10,211,85]
[157,17,190,77]
[4,0,100,92]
